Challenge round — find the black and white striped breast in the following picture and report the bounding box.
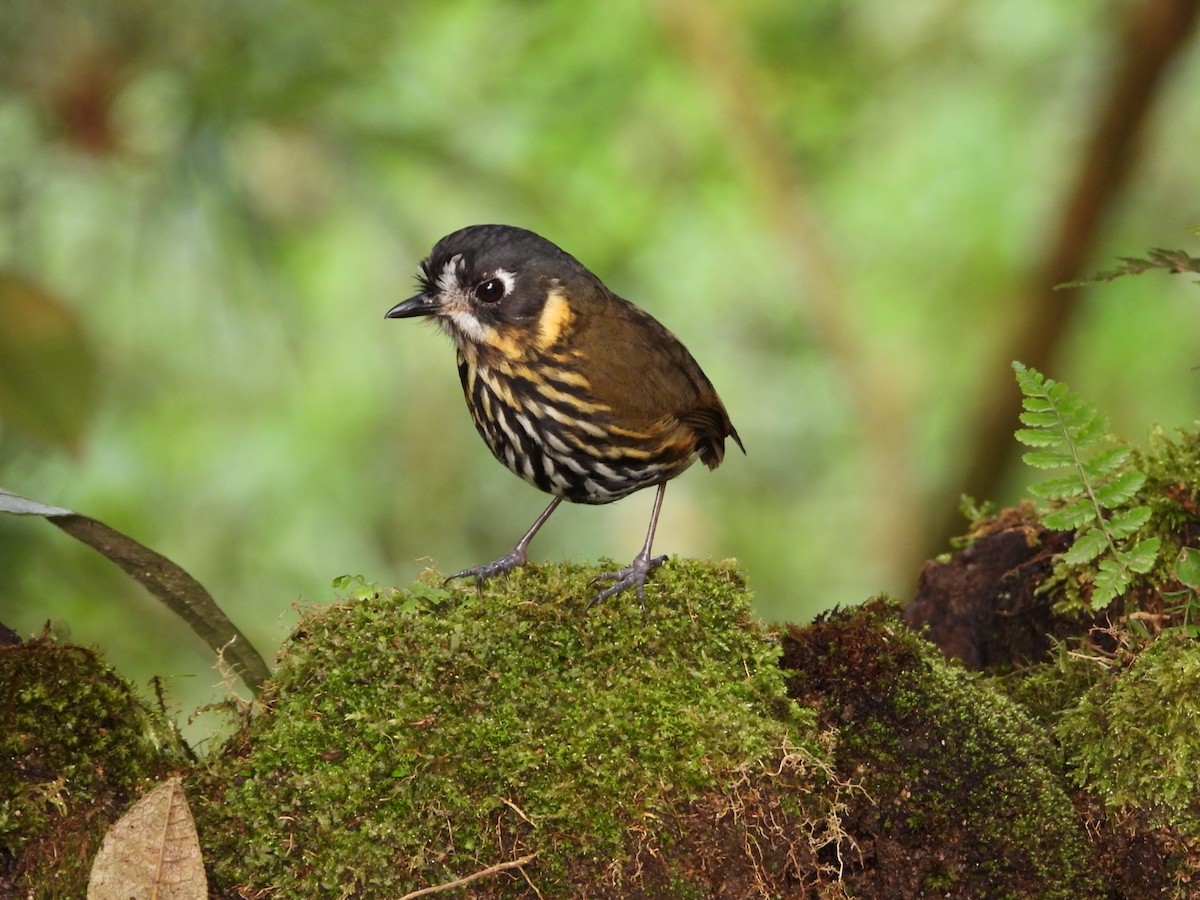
[456,354,692,505]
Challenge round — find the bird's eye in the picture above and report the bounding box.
[474,278,507,304]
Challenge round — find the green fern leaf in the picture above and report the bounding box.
[1018,410,1063,429]
[1013,360,1040,389]
[1074,410,1109,445]
[1106,506,1152,539]
[1012,427,1060,448]
[1125,538,1161,574]
[1063,248,1200,286]
[1093,559,1132,607]
[1022,448,1078,469]
[1083,445,1131,478]
[1015,427,1062,448]
[1043,499,1095,531]
[1020,393,1053,410]
[1028,475,1089,501]
[1062,527,1109,565]
[1012,361,1159,612]
[1092,469,1146,508]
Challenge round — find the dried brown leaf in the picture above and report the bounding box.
[87,777,207,900]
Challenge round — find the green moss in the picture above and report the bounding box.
[1138,426,1200,535]
[0,640,188,898]
[194,560,826,897]
[784,599,1106,899]
[988,640,1108,730]
[1057,634,1200,835]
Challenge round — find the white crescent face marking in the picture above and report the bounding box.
[492,268,516,297]
[437,255,464,295]
[432,253,493,344]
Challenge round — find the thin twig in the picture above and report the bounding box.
[502,797,535,827]
[398,852,538,899]
[518,862,546,900]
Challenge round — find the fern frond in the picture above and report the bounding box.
[1083,445,1131,478]
[1106,506,1152,539]
[1042,499,1097,532]
[1091,469,1145,508]
[1029,475,1089,501]
[1061,528,1108,566]
[1093,560,1133,607]
[1126,538,1161,574]
[1057,247,1200,287]
[1012,361,1159,611]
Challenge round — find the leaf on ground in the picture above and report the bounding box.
[0,487,269,693]
[87,777,207,900]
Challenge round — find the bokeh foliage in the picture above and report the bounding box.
[1,0,1198,743]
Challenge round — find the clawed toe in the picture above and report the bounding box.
[588,553,667,610]
[445,549,528,593]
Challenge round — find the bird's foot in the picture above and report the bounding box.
[588,552,667,611]
[445,547,528,595]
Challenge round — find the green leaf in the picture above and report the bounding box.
[1015,428,1061,449]
[1106,506,1152,539]
[1072,408,1108,446]
[1045,377,1069,397]
[1022,448,1077,469]
[1012,361,1159,611]
[1020,396,1054,414]
[1124,538,1161,574]
[1018,410,1063,429]
[1062,528,1109,565]
[1083,445,1131,478]
[1092,469,1146,507]
[1176,547,1200,590]
[1071,248,1200,285]
[1044,499,1094,531]
[1092,559,1131,608]
[1028,475,1085,501]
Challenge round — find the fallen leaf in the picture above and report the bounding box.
[88,777,207,900]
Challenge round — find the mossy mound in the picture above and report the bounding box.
[782,598,1106,899]
[0,640,189,897]
[1058,634,1200,836]
[194,561,842,898]
[993,635,1200,895]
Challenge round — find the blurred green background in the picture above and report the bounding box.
[2,0,1198,748]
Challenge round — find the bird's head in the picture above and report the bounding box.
[386,224,596,358]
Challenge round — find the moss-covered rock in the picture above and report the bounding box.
[1057,634,1200,836]
[782,598,1106,899]
[0,639,189,898]
[193,560,844,898]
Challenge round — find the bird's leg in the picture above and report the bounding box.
[446,496,564,593]
[589,482,668,611]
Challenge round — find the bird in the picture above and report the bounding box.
[386,224,743,608]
